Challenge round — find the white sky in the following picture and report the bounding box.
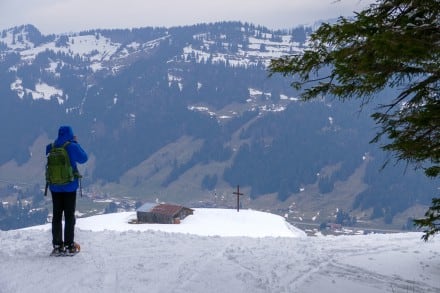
[0,0,375,34]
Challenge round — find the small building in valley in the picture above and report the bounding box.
[136,203,194,224]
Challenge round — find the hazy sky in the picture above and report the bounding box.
[0,0,375,34]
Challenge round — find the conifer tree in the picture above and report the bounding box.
[269,0,439,240]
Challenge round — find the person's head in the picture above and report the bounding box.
[57,125,74,142]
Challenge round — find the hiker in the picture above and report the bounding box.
[46,126,88,255]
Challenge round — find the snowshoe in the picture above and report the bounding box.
[50,245,65,257]
[65,242,80,256]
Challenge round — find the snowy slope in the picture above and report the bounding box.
[1,209,439,293]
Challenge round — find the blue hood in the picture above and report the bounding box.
[55,125,74,146]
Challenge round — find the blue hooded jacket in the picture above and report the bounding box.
[46,126,88,192]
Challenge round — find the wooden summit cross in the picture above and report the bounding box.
[233,185,243,212]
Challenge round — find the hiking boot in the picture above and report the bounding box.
[50,245,65,256]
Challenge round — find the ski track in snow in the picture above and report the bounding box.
[0,228,439,293]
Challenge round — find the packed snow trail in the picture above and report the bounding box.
[0,210,439,293]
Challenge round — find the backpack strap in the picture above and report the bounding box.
[49,141,70,151]
[61,141,83,197]
[62,141,82,180]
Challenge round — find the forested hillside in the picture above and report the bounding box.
[0,22,436,230]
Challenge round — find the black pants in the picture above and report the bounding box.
[51,191,76,247]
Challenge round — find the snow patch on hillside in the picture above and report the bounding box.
[10,79,64,103]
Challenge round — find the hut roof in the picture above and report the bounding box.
[152,204,187,217]
[137,203,193,217]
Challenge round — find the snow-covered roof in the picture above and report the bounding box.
[136,202,157,213]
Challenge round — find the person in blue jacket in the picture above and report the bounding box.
[46,126,88,255]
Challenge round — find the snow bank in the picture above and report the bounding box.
[26,208,306,238]
[3,209,439,293]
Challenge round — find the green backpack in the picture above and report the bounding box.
[45,142,74,185]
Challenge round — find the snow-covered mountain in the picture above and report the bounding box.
[1,209,439,292]
[1,23,304,126]
[1,23,302,72]
[0,23,437,231]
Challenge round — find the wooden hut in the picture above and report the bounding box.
[136,203,194,224]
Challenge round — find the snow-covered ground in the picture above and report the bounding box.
[1,208,439,293]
